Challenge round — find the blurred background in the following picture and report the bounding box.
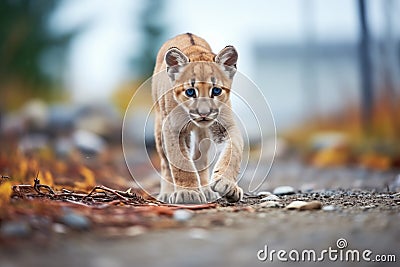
[1,0,400,191]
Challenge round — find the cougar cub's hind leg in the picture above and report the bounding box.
[158,160,175,203]
[155,113,174,203]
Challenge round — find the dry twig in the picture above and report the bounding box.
[12,178,148,206]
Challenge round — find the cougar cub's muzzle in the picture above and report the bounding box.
[188,98,218,125]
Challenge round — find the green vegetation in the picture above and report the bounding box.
[0,0,77,109]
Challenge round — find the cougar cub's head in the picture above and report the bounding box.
[165,46,238,127]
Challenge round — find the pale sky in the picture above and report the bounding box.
[49,0,391,103]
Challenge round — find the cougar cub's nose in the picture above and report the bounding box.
[197,99,211,117]
[197,109,210,118]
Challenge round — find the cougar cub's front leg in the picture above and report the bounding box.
[211,123,244,202]
[193,128,219,202]
[163,123,206,204]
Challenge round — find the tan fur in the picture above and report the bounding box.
[152,33,243,204]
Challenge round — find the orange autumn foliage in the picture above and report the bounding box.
[311,147,351,168]
[285,92,400,170]
[0,181,12,207]
[358,153,391,171]
[74,166,96,190]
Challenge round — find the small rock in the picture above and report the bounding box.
[286,200,322,210]
[18,134,48,153]
[258,201,281,208]
[73,129,105,155]
[0,221,31,237]
[256,191,272,196]
[61,212,90,230]
[173,209,193,222]
[125,226,147,237]
[273,186,295,196]
[360,205,375,210]
[54,137,74,157]
[322,205,337,212]
[29,215,51,228]
[52,223,67,234]
[286,201,308,210]
[260,194,280,201]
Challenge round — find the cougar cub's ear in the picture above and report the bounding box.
[215,45,238,79]
[165,47,189,81]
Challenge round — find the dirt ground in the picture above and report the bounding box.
[1,160,399,267]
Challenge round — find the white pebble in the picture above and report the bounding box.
[52,223,67,234]
[286,200,322,210]
[322,205,336,212]
[259,201,281,208]
[273,186,295,195]
[173,209,193,222]
[256,191,272,196]
[125,226,147,237]
[261,194,280,201]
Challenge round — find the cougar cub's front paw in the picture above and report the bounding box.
[169,189,207,204]
[201,186,220,202]
[211,179,243,203]
[157,192,171,203]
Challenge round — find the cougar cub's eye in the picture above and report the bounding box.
[211,87,222,97]
[185,88,196,98]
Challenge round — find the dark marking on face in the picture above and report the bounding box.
[187,33,195,45]
[190,78,195,88]
[211,77,216,86]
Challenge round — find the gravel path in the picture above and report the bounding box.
[1,190,399,267]
[1,161,399,267]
